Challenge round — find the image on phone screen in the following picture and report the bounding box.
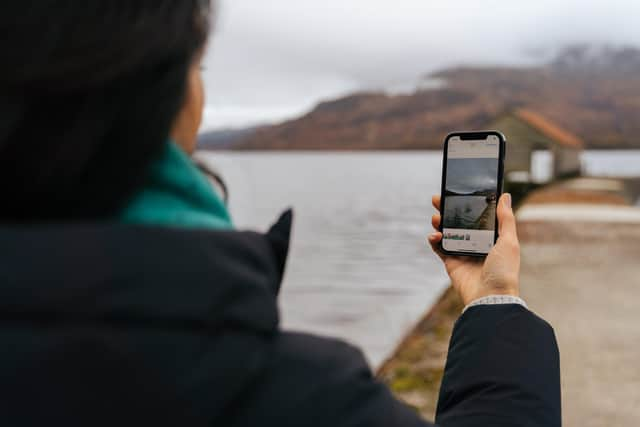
[442,134,501,255]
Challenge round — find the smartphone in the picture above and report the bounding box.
[439,131,506,257]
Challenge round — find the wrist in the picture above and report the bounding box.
[463,289,519,306]
[463,294,528,313]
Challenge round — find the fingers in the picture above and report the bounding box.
[497,193,519,247]
[428,232,442,245]
[427,232,445,261]
[431,213,441,231]
[428,195,444,261]
[432,195,441,212]
[431,195,442,231]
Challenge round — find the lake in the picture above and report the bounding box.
[197,150,640,367]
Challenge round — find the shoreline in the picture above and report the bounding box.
[376,285,462,418]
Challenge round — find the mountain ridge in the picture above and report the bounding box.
[226,45,640,150]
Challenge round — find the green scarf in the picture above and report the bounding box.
[120,141,233,230]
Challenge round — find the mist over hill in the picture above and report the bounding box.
[213,45,640,150]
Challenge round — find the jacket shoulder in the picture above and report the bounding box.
[226,332,431,427]
[274,332,368,373]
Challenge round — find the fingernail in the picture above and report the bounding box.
[504,193,512,209]
[429,233,438,240]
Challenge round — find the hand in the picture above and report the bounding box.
[427,193,520,306]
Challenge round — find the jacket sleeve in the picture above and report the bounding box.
[435,305,561,427]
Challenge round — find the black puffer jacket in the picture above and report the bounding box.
[0,211,560,426]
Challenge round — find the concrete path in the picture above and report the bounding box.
[518,204,640,223]
[518,208,640,426]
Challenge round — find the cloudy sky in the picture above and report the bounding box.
[201,0,640,131]
[447,159,499,194]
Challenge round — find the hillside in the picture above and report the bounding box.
[198,127,259,150]
[233,45,640,150]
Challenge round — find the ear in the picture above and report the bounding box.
[170,60,205,154]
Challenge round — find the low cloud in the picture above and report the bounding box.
[203,0,640,129]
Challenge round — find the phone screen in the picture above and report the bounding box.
[441,134,502,255]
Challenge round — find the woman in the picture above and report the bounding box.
[0,2,560,426]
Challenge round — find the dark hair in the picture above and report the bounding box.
[0,0,211,222]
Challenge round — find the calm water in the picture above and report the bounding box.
[197,150,640,367]
[197,152,446,367]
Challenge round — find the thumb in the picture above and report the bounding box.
[497,193,518,244]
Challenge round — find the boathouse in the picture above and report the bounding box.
[492,109,583,183]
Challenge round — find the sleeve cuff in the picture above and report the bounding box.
[462,295,528,314]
